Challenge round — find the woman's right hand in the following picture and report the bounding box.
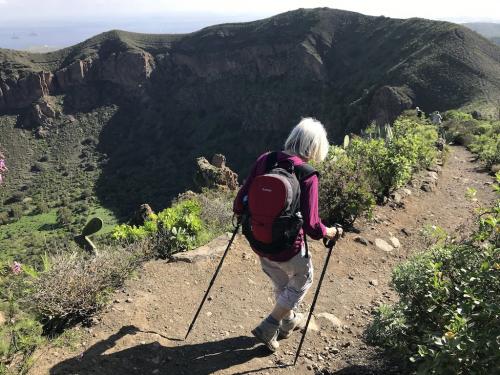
[325,226,343,239]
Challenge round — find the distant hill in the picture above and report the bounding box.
[463,22,500,45]
[1,8,500,219]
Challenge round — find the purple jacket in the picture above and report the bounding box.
[234,151,327,262]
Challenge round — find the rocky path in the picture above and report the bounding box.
[30,147,495,375]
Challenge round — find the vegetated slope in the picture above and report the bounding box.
[1,8,499,220]
[464,22,500,45]
[28,146,496,375]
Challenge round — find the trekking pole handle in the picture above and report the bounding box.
[232,214,242,229]
[323,224,344,248]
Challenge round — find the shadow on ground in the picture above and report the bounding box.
[50,325,273,375]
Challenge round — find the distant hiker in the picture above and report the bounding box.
[416,106,423,118]
[431,111,442,125]
[436,137,445,151]
[233,118,342,352]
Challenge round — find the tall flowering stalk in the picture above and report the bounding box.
[0,151,7,185]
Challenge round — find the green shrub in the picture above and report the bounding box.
[367,177,500,374]
[33,201,49,215]
[0,315,44,374]
[348,118,437,198]
[318,147,375,226]
[443,110,473,122]
[56,207,72,227]
[112,199,204,257]
[154,199,203,257]
[468,131,500,168]
[442,114,500,167]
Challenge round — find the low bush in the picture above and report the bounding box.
[468,130,500,168]
[194,188,235,240]
[28,246,144,332]
[0,240,150,372]
[318,147,375,226]
[367,176,500,374]
[442,111,500,168]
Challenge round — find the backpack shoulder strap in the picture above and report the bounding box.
[264,151,278,173]
[294,163,319,181]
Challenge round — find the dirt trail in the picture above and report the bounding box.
[30,147,495,375]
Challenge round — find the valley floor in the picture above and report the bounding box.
[29,146,495,375]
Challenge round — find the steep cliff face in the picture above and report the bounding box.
[0,71,54,110]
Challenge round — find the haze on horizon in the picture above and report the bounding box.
[0,0,499,50]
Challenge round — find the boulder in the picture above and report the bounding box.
[427,171,439,180]
[316,312,343,329]
[390,191,403,204]
[171,234,231,263]
[354,236,369,246]
[375,238,394,252]
[491,164,500,174]
[389,236,401,248]
[421,179,437,192]
[194,155,238,190]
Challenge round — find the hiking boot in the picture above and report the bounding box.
[278,312,306,339]
[251,320,280,352]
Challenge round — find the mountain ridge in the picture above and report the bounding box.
[1,7,499,217]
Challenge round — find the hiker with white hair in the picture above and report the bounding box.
[233,117,342,352]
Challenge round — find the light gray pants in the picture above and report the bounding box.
[260,246,314,310]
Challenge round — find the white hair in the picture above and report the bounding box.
[284,117,329,163]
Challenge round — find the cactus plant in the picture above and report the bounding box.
[74,217,103,254]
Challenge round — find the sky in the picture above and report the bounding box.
[0,0,499,50]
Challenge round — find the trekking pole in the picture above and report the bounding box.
[184,222,240,340]
[293,228,341,366]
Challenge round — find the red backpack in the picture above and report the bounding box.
[241,152,317,254]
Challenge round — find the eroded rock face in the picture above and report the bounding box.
[55,58,93,90]
[0,51,156,112]
[0,71,54,110]
[54,51,155,91]
[369,86,415,125]
[99,51,155,88]
[195,155,238,190]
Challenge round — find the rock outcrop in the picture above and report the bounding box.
[195,155,238,191]
[53,51,155,91]
[0,72,54,110]
[129,204,155,226]
[55,58,93,90]
[369,86,415,125]
[24,97,58,129]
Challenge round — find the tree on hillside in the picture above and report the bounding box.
[56,207,72,227]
